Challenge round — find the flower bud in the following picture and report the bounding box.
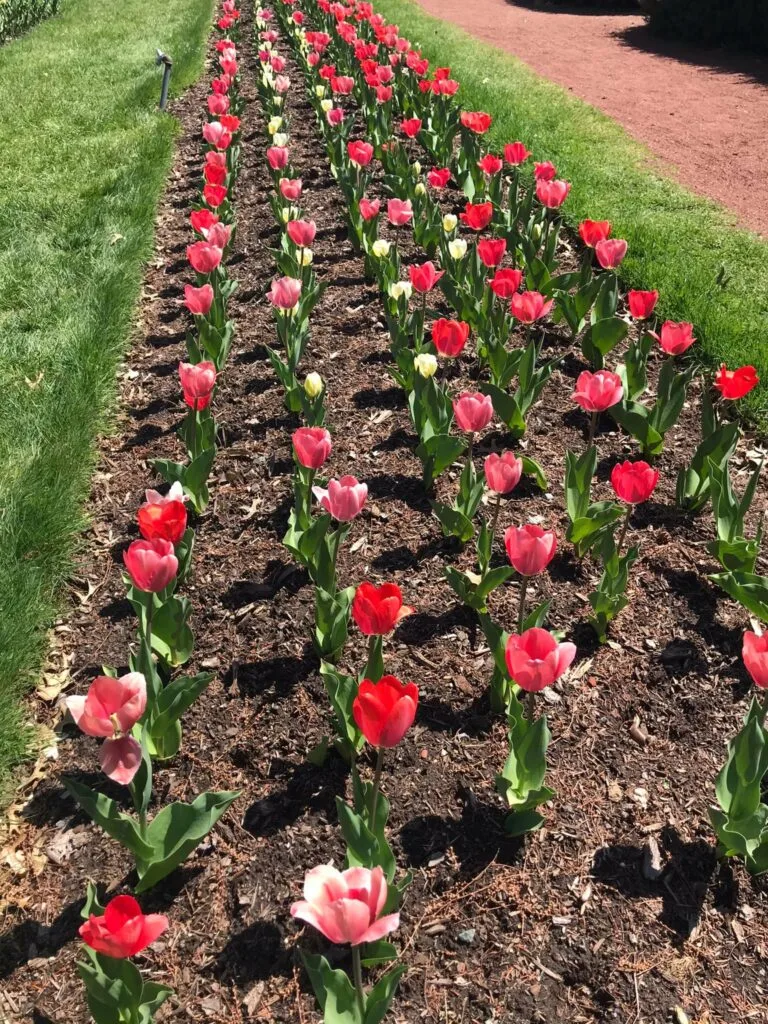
[414,182,426,196]
[448,238,467,260]
[320,98,333,112]
[268,115,283,134]
[315,85,326,98]
[412,160,422,176]
[532,223,542,241]
[442,213,457,233]
[414,352,437,378]
[301,248,314,266]
[304,371,324,398]
[272,131,289,147]
[389,281,413,302]
[372,239,392,259]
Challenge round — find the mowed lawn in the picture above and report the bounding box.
[378,0,768,419]
[0,0,213,792]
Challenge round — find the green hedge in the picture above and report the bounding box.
[645,0,768,54]
[0,0,60,43]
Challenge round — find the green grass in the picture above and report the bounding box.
[0,0,213,792]
[380,0,768,416]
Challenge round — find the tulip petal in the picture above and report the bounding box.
[100,736,142,785]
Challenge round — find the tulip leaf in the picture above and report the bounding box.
[521,598,552,632]
[581,317,628,369]
[364,965,406,1024]
[63,778,155,861]
[676,392,739,511]
[321,661,364,757]
[79,950,146,1024]
[430,500,475,543]
[710,570,768,622]
[314,585,354,662]
[521,455,548,492]
[416,432,465,487]
[134,789,240,893]
[150,595,194,668]
[360,939,398,967]
[81,881,106,920]
[336,796,396,882]
[301,952,362,1024]
[479,382,526,437]
[149,672,214,756]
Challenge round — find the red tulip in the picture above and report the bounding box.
[387,197,413,226]
[352,582,413,635]
[331,74,354,94]
[478,154,503,176]
[204,221,231,249]
[504,141,531,165]
[427,167,451,189]
[179,360,217,411]
[313,476,368,521]
[571,370,623,413]
[460,201,493,232]
[375,85,393,103]
[578,219,611,248]
[628,290,659,320]
[359,197,381,220]
[292,427,332,469]
[280,177,303,201]
[743,631,768,688]
[290,865,399,947]
[477,237,506,268]
[66,673,147,784]
[187,241,222,275]
[326,107,344,127]
[211,76,230,95]
[595,238,627,270]
[401,117,422,138]
[183,283,214,317]
[137,485,187,545]
[408,260,444,293]
[510,290,554,324]
[208,93,230,116]
[203,161,227,187]
[504,524,557,576]
[658,321,695,356]
[190,208,218,235]
[80,895,168,959]
[267,146,290,170]
[536,179,571,209]
[460,111,492,134]
[123,538,178,594]
[203,183,227,209]
[432,318,470,357]
[453,391,494,433]
[219,114,240,133]
[714,364,759,400]
[269,276,302,309]
[287,219,317,248]
[484,451,523,494]
[353,675,418,747]
[610,460,659,504]
[489,267,522,299]
[348,140,374,166]
[202,121,232,149]
[505,628,576,692]
[534,161,557,181]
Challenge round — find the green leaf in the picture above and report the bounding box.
[520,455,548,491]
[430,500,475,543]
[364,965,406,1024]
[479,382,526,437]
[150,595,194,667]
[582,316,628,368]
[321,661,364,755]
[710,570,768,622]
[149,672,213,755]
[416,432,465,486]
[301,952,363,1024]
[360,940,398,968]
[564,446,597,523]
[81,881,105,920]
[78,952,145,1024]
[63,778,155,860]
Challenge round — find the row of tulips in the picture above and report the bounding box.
[63,10,244,1022]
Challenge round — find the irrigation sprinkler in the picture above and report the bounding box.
[156,50,173,110]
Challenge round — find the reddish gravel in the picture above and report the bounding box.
[413,0,768,236]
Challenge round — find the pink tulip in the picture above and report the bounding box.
[207,93,230,116]
[571,370,623,413]
[204,221,232,250]
[510,291,554,324]
[290,864,399,947]
[269,276,302,309]
[657,321,695,356]
[505,628,576,692]
[202,121,232,149]
[387,198,413,227]
[267,146,290,170]
[187,241,222,275]
[123,538,178,593]
[286,219,317,248]
[313,475,367,521]
[610,460,659,505]
[293,427,332,470]
[484,452,523,494]
[66,673,147,785]
[279,177,303,201]
[453,391,494,434]
[536,179,571,209]
[326,107,344,127]
[275,74,291,93]
[359,197,381,220]
[179,360,217,410]
[534,161,556,182]
[743,631,768,689]
[595,238,628,270]
[504,524,557,576]
[184,283,214,316]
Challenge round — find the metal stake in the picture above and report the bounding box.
[156,50,173,110]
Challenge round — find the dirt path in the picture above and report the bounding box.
[414,0,768,236]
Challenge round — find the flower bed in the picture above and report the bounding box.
[2,0,768,1021]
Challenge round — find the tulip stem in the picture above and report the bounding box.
[526,689,536,723]
[488,491,502,557]
[352,945,366,1013]
[617,505,632,556]
[369,747,385,827]
[586,410,598,449]
[145,600,154,659]
[517,575,530,634]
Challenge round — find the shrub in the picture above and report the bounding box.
[643,0,768,55]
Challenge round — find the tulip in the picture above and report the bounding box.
[279,177,303,200]
[536,179,571,209]
[743,631,768,689]
[352,582,413,636]
[484,451,523,495]
[477,237,506,268]
[290,864,399,948]
[375,85,392,103]
[275,74,291,92]
[505,627,576,721]
[286,219,316,248]
[293,427,332,470]
[448,239,467,260]
[183,283,214,317]
[427,167,451,188]
[66,673,147,784]
[657,321,695,356]
[504,141,531,165]
[269,276,302,309]
[123,538,178,595]
[460,110,492,134]
[714,364,759,400]
[510,290,554,324]
[534,161,557,182]
[401,117,422,137]
[219,114,240,134]
[190,208,218,235]
[611,459,659,553]
[578,219,611,248]
[595,238,627,271]
[304,372,324,398]
[460,201,493,232]
[348,140,374,167]
[453,391,493,435]
[202,121,232,149]
[179,360,217,411]
[80,895,169,959]
[313,475,367,521]
[408,260,444,293]
[359,197,380,220]
[505,524,557,578]
[326,107,344,127]
[203,163,227,189]
[203,183,227,209]
[478,153,503,176]
[489,267,523,299]
[442,213,458,233]
[571,369,624,451]
[187,241,222,275]
[137,485,188,545]
[331,74,354,94]
[414,352,437,378]
[622,292,657,324]
[387,197,413,227]
[389,281,412,302]
[207,93,230,117]
[267,145,289,170]
[432,318,470,358]
[204,221,231,250]
[353,675,418,749]
[372,239,391,259]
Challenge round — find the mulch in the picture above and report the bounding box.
[1,4,767,1022]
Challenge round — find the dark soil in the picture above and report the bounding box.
[2,5,767,1023]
